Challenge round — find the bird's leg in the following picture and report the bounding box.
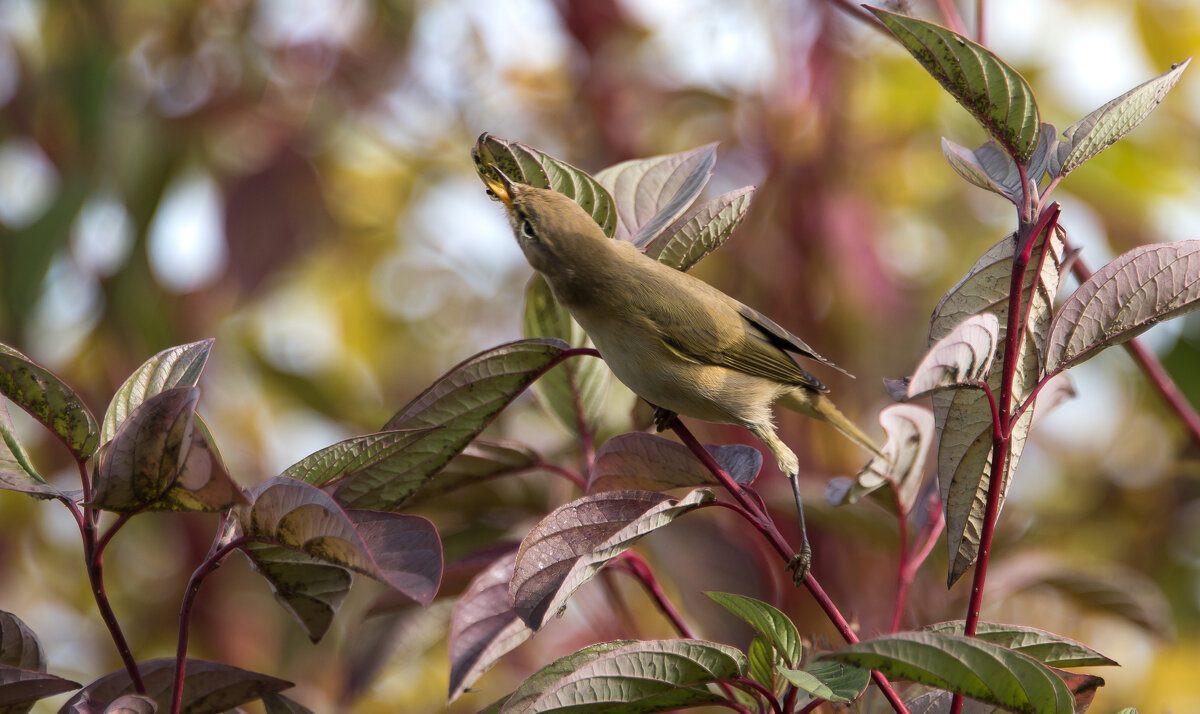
[651,406,678,432]
[749,424,811,585]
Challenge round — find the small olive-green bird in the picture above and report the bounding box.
[476,156,883,580]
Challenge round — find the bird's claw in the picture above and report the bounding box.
[786,544,812,586]
[652,406,679,432]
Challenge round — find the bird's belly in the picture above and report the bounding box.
[584,327,779,427]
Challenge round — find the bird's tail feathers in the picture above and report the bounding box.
[779,390,886,460]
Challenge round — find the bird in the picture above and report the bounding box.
[475,154,884,582]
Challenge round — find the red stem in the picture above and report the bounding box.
[669,419,909,714]
[615,551,695,639]
[171,536,251,714]
[934,0,969,36]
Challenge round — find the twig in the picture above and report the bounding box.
[170,536,251,714]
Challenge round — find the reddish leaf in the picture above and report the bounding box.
[58,659,289,714]
[0,663,79,708]
[447,551,530,703]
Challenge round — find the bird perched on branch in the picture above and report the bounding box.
[475,151,883,582]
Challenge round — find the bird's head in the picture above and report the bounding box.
[473,145,607,276]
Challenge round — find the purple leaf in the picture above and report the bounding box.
[589,432,761,492]
[511,489,713,629]
[0,663,79,708]
[0,610,44,672]
[58,659,290,714]
[447,551,530,703]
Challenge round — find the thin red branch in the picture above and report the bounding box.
[171,536,251,714]
[934,0,969,36]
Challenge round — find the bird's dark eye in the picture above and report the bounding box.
[521,219,536,240]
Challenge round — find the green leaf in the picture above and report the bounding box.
[447,551,530,703]
[907,313,1000,399]
[0,612,43,673]
[827,403,933,515]
[1045,241,1200,373]
[404,439,540,506]
[522,275,611,437]
[705,592,801,667]
[869,7,1040,162]
[778,661,870,703]
[645,187,756,271]
[242,544,353,643]
[511,489,714,630]
[746,637,778,693]
[0,663,80,709]
[472,133,617,238]
[0,398,59,498]
[89,387,200,511]
[820,631,1075,714]
[100,339,214,444]
[496,639,745,714]
[60,658,291,714]
[594,143,716,247]
[242,477,442,605]
[921,621,1116,667]
[0,347,99,460]
[1052,59,1190,177]
[280,428,437,487]
[929,229,1064,585]
[333,339,571,510]
[589,432,761,493]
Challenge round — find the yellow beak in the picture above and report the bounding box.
[472,136,517,210]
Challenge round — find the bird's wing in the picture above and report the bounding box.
[644,289,831,392]
[736,304,855,379]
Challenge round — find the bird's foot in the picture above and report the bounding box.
[787,543,812,586]
[652,406,679,432]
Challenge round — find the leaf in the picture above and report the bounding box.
[820,631,1075,714]
[589,432,761,493]
[403,439,540,505]
[778,661,870,704]
[522,275,610,438]
[242,477,442,606]
[944,126,1059,202]
[58,659,290,714]
[907,314,1000,399]
[0,664,79,709]
[1045,241,1200,373]
[644,187,756,271]
[149,416,245,513]
[242,544,353,643]
[280,428,438,487]
[746,637,778,693]
[333,339,571,510]
[594,144,716,246]
[705,592,801,667]
[510,489,714,630]
[0,397,58,498]
[100,339,214,444]
[261,693,314,714]
[1052,59,1190,177]
[930,229,1064,585]
[921,621,1116,667]
[447,551,531,703]
[869,7,1040,162]
[829,403,934,515]
[472,134,617,238]
[89,387,200,511]
[0,611,44,672]
[0,347,99,460]
[102,695,157,713]
[496,639,745,714]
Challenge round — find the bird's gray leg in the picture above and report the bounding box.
[749,424,811,585]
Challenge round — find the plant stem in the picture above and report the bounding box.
[82,513,146,694]
[669,419,910,714]
[537,461,587,490]
[934,0,968,36]
[616,551,694,639]
[171,536,250,714]
[728,677,784,714]
[893,494,946,632]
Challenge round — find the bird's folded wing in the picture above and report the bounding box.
[736,305,854,378]
[647,298,830,392]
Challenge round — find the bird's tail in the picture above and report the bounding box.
[778,389,886,460]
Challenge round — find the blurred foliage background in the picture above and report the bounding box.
[1,0,1199,711]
